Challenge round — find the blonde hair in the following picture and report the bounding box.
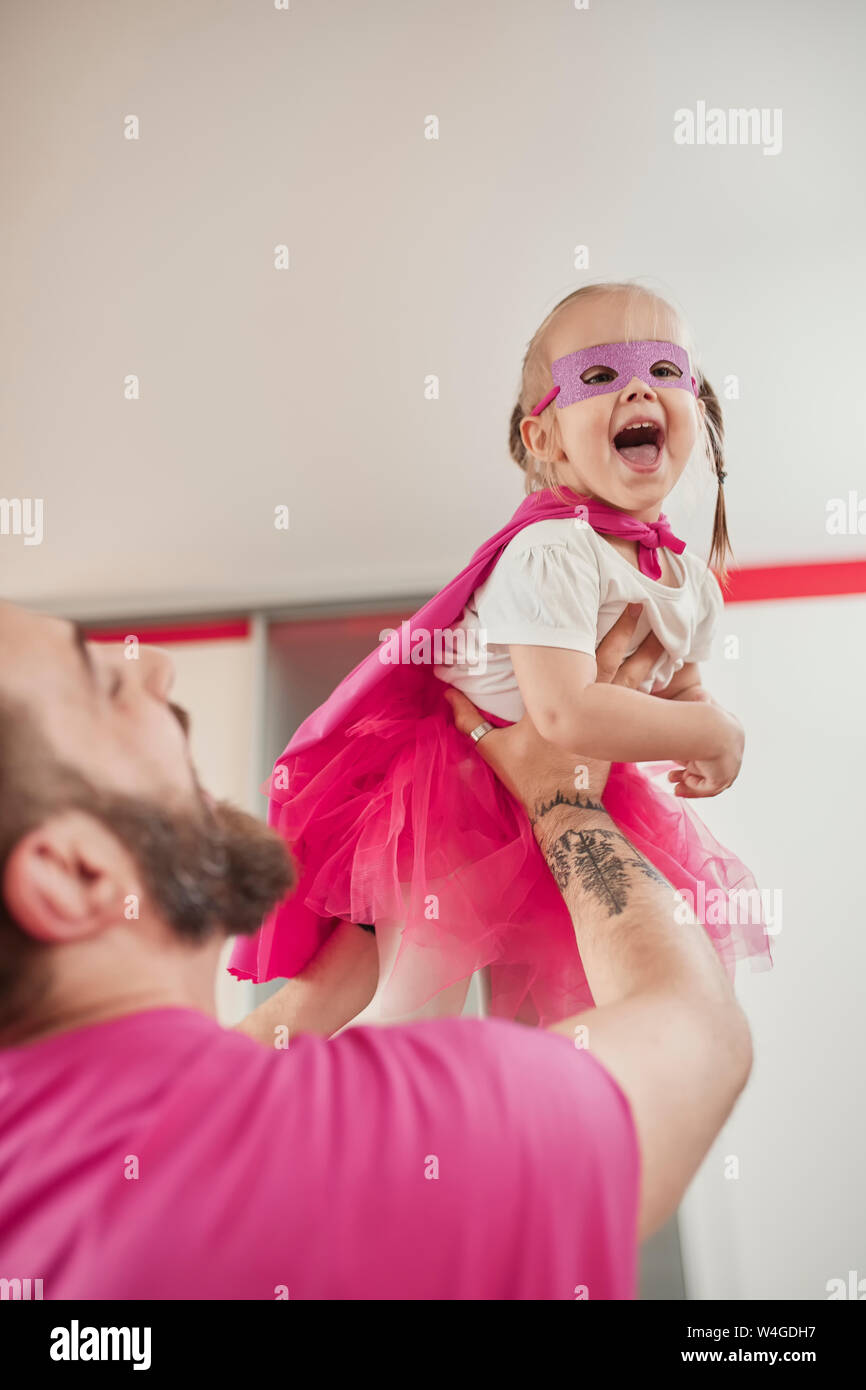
[508,280,733,585]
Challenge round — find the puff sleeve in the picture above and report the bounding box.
[687,566,724,663]
[473,533,601,656]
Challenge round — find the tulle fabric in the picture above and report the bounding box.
[229,665,773,1028]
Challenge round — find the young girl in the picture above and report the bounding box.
[229,280,773,1029]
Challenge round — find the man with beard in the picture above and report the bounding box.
[0,600,751,1300]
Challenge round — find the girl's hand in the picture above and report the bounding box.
[667,707,745,798]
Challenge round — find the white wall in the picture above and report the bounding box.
[678,591,866,1300]
[2,0,864,618]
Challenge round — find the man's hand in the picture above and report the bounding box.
[444,603,666,821]
[653,661,708,703]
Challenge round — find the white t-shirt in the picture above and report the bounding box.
[433,517,723,723]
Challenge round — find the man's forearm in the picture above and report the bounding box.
[531,784,752,1245]
[528,789,735,1011]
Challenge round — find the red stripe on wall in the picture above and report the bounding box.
[80,557,866,645]
[86,619,250,644]
[722,559,866,603]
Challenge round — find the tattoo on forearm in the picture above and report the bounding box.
[544,826,669,915]
[530,789,607,827]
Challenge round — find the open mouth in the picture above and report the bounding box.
[612,422,664,469]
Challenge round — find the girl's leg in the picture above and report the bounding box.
[332,913,471,1032]
[510,992,541,1026]
[234,918,379,1045]
[478,964,492,1016]
[478,963,541,1026]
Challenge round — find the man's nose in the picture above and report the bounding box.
[136,645,176,700]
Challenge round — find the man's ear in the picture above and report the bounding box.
[2,811,143,945]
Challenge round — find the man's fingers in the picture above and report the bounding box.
[596,603,667,690]
[614,630,666,689]
[443,689,504,757]
[442,687,523,791]
[442,687,485,737]
[595,604,643,684]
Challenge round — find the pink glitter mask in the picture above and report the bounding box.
[530,339,698,415]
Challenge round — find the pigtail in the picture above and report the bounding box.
[696,374,734,588]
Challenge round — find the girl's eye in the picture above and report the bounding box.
[581,368,618,385]
[651,361,683,379]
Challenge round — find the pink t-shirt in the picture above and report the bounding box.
[0,1006,639,1299]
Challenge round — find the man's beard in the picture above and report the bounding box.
[88,779,297,942]
[0,698,297,1034]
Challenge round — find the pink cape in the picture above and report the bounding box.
[229,487,773,1025]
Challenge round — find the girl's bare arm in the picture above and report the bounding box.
[510,641,734,764]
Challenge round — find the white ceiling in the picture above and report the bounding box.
[2,0,864,619]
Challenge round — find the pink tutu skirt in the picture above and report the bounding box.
[229,669,773,1028]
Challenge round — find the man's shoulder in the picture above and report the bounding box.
[129,1009,636,1191]
[322,1014,632,1128]
[229,1013,621,1112]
